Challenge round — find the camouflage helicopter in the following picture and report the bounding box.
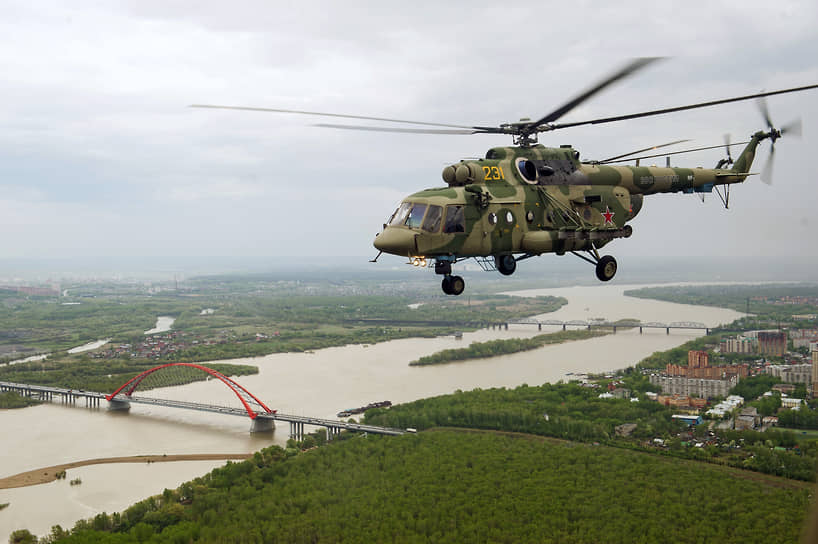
[193,58,817,295]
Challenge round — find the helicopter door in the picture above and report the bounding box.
[417,204,465,255]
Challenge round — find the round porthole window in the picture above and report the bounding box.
[526,211,534,223]
[505,211,514,224]
[488,213,497,225]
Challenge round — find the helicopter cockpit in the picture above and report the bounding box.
[386,202,464,234]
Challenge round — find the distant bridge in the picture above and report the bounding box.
[0,363,405,439]
[509,318,711,335]
[344,317,710,334]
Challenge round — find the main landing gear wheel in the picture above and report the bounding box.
[441,275,465,296]
[495,255,517,276]
[595,255,617,282]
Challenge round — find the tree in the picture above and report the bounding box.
[9,529,37,544]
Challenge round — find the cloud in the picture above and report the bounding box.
[0,0,816,260]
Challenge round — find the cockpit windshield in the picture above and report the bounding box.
[389,202,433,230]
[405,204,427,229]
[389,202,412,227]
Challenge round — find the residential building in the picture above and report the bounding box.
[720,335,755,354]
[767,364,812,384]
[649,374,739,399]
[665,350,748,379]
[772,383,796,394]
[782,397,804,410]
[813,348,818,397]
[758,331,786,357]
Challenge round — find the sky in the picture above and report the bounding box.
[1,0,817,266]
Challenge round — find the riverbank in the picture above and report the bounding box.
[409,329,610,365]
[0,283,745,542]
[0,454,252,490]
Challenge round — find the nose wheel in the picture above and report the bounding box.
[441,275,465,296]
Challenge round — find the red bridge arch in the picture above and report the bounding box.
[106,363,274,419]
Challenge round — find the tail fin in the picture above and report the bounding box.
[730,131,767,174]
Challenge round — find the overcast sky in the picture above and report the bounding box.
[1,0,817,267]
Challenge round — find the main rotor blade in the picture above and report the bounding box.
[529,57,664,128]
[598,140,750,164]
[314,123,483,135]
[550,83,818,131]
[600,138,690,163]
[189,104,486,131]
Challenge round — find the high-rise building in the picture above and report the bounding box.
[812,349,818,398]
[758,331,786,357]
[688,350,708,368]
[665,351,748,379]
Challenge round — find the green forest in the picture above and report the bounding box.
[625,284,818,320]
[37,431,812,543]
[363,381,818,482]
[409,329,608,365]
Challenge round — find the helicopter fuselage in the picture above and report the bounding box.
[374,139,755,265]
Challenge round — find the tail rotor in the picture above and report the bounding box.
[756,96,802,184]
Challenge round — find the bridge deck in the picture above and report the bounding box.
[0,381,405,436]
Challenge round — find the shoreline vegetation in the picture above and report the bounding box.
[409,329,611,366]
[0,391,42,409]
[0,291,567,367]
[0,454,253,490]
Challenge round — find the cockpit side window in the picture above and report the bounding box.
[443,205,465,233]
[422,205,443,233]
[389,202,412,227]
[405,204,427,229]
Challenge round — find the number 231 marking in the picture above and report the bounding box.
[483,166,505,181]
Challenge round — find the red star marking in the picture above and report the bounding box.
[602,207,615,224]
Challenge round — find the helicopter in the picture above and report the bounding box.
[193,58,818,295]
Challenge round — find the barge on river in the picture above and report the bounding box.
[337,400,392,418]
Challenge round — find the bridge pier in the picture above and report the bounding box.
[250,417,275,433]
[706,328,710,335]
[107,399,131,412]
[326,426,341,441]
[289,422,305,440]
[639,326,643,334]
[538,323,542,331]
[666,327,670,335]
[562,324,566,331]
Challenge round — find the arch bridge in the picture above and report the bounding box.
[2,362,404,439]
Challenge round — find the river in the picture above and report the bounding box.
[0,284,743,540]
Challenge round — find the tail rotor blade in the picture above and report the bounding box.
[782,118,803,138]
[761,145,775,185]
[723,133,733,163]
[757,96,774,128]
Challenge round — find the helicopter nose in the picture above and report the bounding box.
[374,227,417,256]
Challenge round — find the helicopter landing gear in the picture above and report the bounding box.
[495,254,516,276]
[571,250,617,282]
[442,275,465,296]
[595,255,617,282]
